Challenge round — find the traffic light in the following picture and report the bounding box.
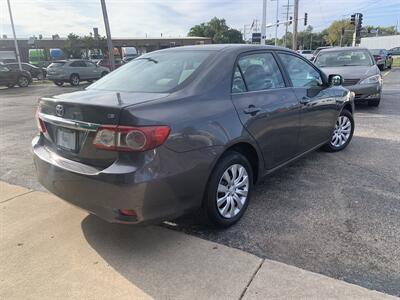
[277,20,279,27]
[304,13,308,26]
[350,14,356,25]
[289,16,293,25]
[357,13,363,31]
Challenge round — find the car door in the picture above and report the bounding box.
[231,51,301,170]
[84,61,101,79]
[69,61,87,79]
[277,52,337,153]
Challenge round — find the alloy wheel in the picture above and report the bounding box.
[216,164,249,219]
[18,76,29,87]
[331,115,352,147]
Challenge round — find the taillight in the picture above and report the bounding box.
[93,125,170,152]
[374,55,381,61]
[35,107,46,133]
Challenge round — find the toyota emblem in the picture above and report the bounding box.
[55,104,64,117]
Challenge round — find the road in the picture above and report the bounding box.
[1,70,399,296]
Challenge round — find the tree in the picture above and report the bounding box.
[188,17,243,43]
[63,33,82,58]
[81,35,95,58]
[324,19,353,46]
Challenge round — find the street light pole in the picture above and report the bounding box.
[292,0,299,50]
[272,0,279,46]
[261,0,267,45]
[100,0,115,71]
[6,0,22,71]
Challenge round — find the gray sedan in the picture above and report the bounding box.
[314,47,382,107]
[33,45,354,228]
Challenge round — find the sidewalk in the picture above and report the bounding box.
[1,181,398,299]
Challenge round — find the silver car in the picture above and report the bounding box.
[314,47,382,107]
[46,60,110,87]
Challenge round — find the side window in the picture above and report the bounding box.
[232,67,246,93]
[237,52,285,92]
[70,61,80,67]
[278,53,323,87]
[85,61,96,68]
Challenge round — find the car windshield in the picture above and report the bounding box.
[315,50,373,67]
[369,49,381,55]
[88,50,213,93]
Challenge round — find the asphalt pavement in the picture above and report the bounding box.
[1,70,399,296]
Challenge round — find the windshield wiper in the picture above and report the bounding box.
[138,57,158,64]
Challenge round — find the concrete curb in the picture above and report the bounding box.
[1,181,398,299]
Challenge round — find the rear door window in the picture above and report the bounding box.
[236,52,285,92]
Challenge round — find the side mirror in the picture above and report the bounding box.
[329,74,343,86]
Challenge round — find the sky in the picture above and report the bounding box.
[0,0,399,39]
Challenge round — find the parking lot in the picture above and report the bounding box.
[1,69,399,296]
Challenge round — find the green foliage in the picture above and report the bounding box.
[63,33,82,58]
[63,33,108,59]
[188,17,244,43]
[324,19,353,46]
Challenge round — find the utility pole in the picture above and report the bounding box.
[282,0,293,48]
[6,0,22,71]
[261,0,267,45]
[100,0,115,71]
[271,0,280,46]
[292,0,299,50]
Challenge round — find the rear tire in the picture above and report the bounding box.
[17,76,29,87]
[70,74,80,86]
[368,98,381,107]
[322,109,354,152]
[53,80,63,86]
[202,151,253,228]
[101,71,108,77]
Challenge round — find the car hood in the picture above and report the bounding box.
[319,65,378,79]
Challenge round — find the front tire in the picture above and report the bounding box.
[202,151,253,228]
[17,76,29,87]
[70,74,80,86]
[322,109,354,152]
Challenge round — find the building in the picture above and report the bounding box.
[360,35,400,49]
[0,36,212,62]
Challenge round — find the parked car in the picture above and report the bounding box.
[388,47,400,56]
[296,50,313,60]
[0,63,32,88]
[314,47,382,107]
[46,60,110,86]
[97,58,124,70]
[33,45,354,228]
[5,62,46,80]
[369,49,393,70]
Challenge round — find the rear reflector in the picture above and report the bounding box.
[119,209,137,216]
[35,107,46,133]
[93,125,170,152]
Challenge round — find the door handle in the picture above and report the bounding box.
[300,97,310,105]
[244,105,261,115]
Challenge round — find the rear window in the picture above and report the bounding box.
[88,50,214,93]
[369,49,380,55]
[48,62,65,68]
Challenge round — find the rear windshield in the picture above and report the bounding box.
[315,50,373,67]
[302,50,312,54]
[48,62,65,68]
[88,50,213,93]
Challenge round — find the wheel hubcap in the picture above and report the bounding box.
[216,164,249,219]
[19,78,28,86]
[331,115,351,147]
[72,77,79,84]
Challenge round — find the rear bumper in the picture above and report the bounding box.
[32,135,219,224]
[345,82,382,102]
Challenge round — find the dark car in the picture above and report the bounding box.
[388,47,400,56]
[33,45,354,228]
[5,62,46,80]
[310,46,332,62]
[369,49,393,70]
[0,64,32,88]
[315,47,382,107]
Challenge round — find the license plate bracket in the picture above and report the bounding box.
[56,128,77,151]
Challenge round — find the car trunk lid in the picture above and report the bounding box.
[38,89,169,168]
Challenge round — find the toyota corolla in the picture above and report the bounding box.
[33,45,354,228]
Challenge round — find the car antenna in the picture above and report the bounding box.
[116,92,123,105]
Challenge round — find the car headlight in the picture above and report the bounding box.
[359,74,382,85]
